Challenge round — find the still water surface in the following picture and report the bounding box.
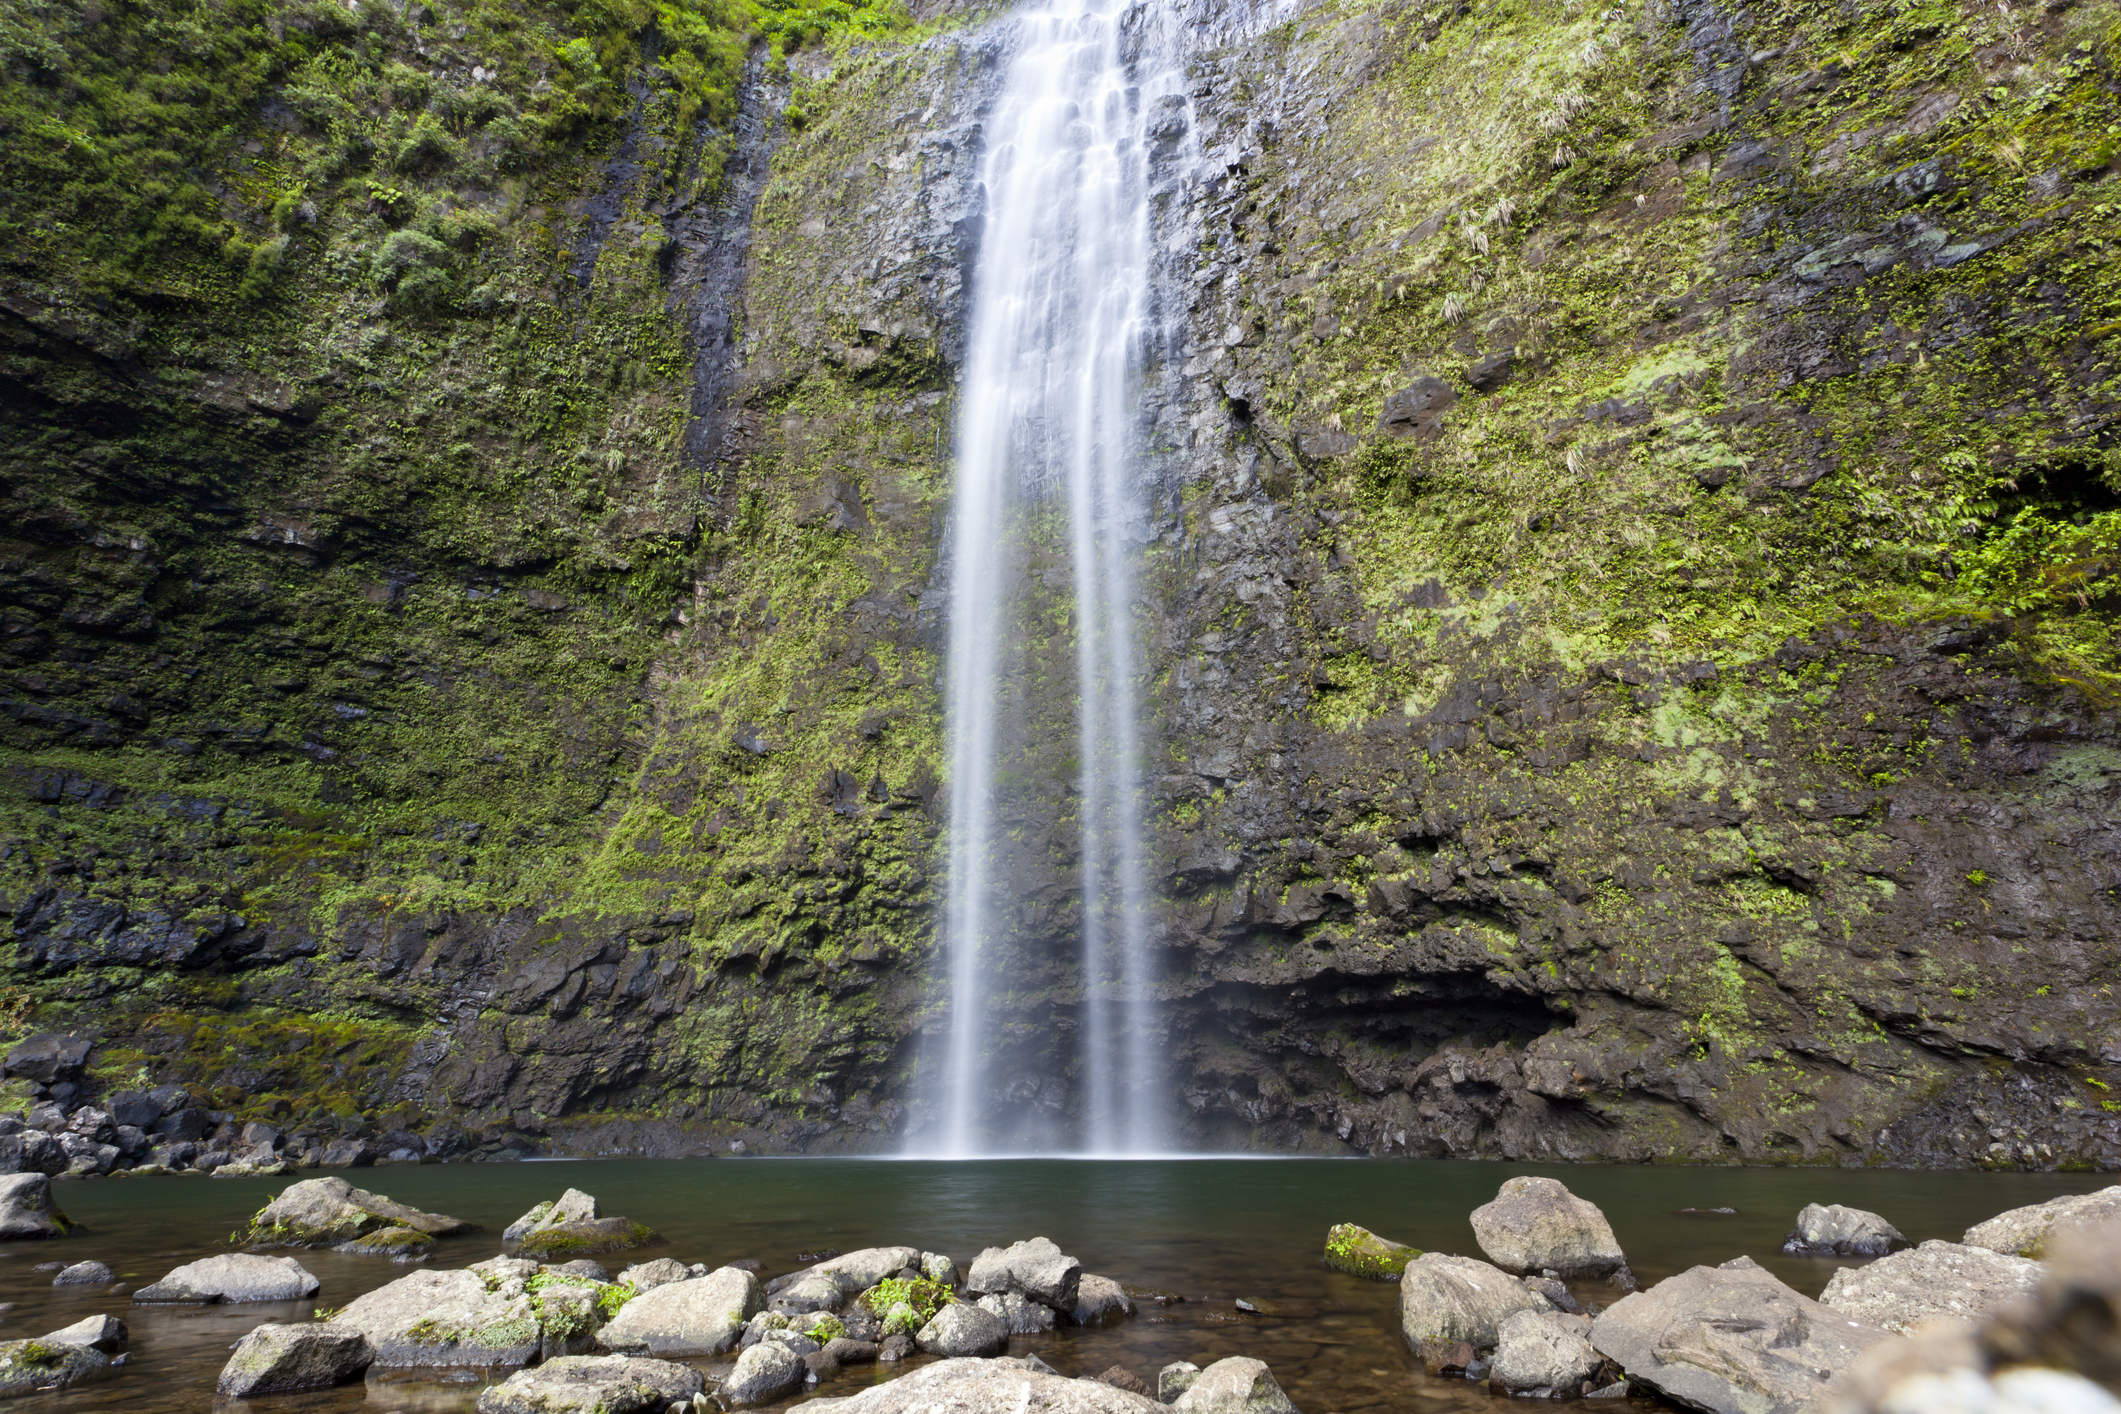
[1,1158,2111,1413]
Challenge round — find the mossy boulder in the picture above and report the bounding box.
[1324,1223,1420,1281]
[334,1227,438,1259]
[508,1189,660,1260]
[0,1338,114,1398]
[244,1177,476,1248]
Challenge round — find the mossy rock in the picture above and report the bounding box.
[514,1218,662,1260]
[334,1227,437,1259]
[1324,1223,1420,1281]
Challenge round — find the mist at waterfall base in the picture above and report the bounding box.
[925,0,1192,1156]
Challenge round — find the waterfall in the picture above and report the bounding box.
[928,0,1189,1156]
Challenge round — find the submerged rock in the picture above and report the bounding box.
[1783,1203,1909,1257]
[1820,1240,2044,1333]
[244,1176,475,1247]
[1073,1274,1135,1325]
[596,1265,760,1357]
[51,1260,111,1285]
[964,1236,1081,1310]
[1170,1357,1299,1414]
[0,1174,70,1241]
[1470,1177,1631,1281]
[216,1323,374,1397]
[477,1354,704,1414]
[0,1338,115,1397]
[1590,1256,1890,1412]
[334,1227,436,1259]
[1322,1223,1419,1281]
[1490,1309,1600,1397]
[1961,1186,2121,1258]
[1398,1252,1553,1350]
[134,1253,320,1304]
[723,1340,806,1403]
[916,1301,1008,1357]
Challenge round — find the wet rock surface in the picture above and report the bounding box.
[215,1323,374,1398]
[1322,1224,1418,1281]
[1590,1256,1891,1413]
[0,1174,70,1240]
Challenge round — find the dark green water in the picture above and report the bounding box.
[1,1158,2110,1413]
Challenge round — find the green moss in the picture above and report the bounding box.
[1322,1222,1420,1280]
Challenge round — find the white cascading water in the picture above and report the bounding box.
[930,0,1190,1156]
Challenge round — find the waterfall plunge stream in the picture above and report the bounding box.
[929,0,1192,1156]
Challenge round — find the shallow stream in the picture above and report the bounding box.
[2,1158,2110,1412]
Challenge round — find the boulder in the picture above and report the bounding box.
[134,1253,320,1303]
[978,1291,1057,1334]
[1398,1252,1553,1350]
[1783,1203,1908,1257]
[0,1130,66,1177]
[814,1246,922,1294]
[1490,1309,1601,1397]
[216,1322,374,1397]
[0,1338,113,1397]
[964,1236,1081,1311]
[723,1340,806,1404]
[1073,1274,1135,1325]
[595,1265,761,1357]
[507,1190,659,1260]
[244,1175,475,1246]
[0,1173,70,1240]
[52,1260,111,1285]
[826,1336,880,1364]
[801,1357,1159,1413]
[548,1259,610,1282]
[477,1354,705,1414]
[1961,1186,2121,1259]
[1820,1240,2044,1333]
[329,1266,543,1367]
[1323,1223,1418,1280]
[504,1200,555,1240]
[1160,1363,1201,1404]
[922,1251,957,1285]
[2,1034,90,1085]
[771,1270,847,1313]
[1170,1357,1299,1414]
[916,1301,1009,1356]
[617,1257,690,1291]
[43,1315,126,1354]
[1590,1256,1890,1413]
[1470,1177,1630,1281]
[335,1227,436,1259]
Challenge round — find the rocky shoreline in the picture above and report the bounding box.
[3,1171,2119,1411]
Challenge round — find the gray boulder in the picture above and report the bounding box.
[0,1130,66,1177]
[1470,1176,1630,1280]
[477,1354,705,1414]
[814,1246,922,1294]
[1074,1274,1135,1325]
[1783,1203,1908,1257]
[504,1200,555,1240]
[44,1314,127,1353]
[52,1260,111,1285]
[0,1339,112,1397]
[245,1175,475,1246]
[1962,1186,2121,1258]
[1160,1362,1201,1404]
[216,1322,374,1396]
[1398,1252,1553,1350]
[1820,1240,2044,1333]
[1170,1357,1299,1414]
[2,1033,90,1085]
[797,1357,1159,1413]
[826,1336,880,1364]
[134,1253,320,1303]
[1490,1309,1600,1397]
[922,1251,957,1285]
[0,1173,70,1240]
[916,1301,1008,1356]
[596,1265,761,1357]
[723,1340,806,1404]
[771,1270,847,1313]
[1590,1256,1891,1413]
[977,1290,1057,1334]
[329,1267,542,1367]
[965,1236,1081,1311]
[616,1257,690,1291]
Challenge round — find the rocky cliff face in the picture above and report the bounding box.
[2,0,2117,1168]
